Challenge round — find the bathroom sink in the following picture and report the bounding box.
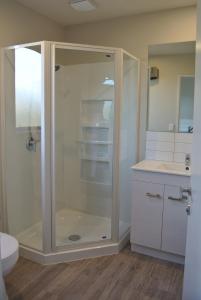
[132,160,191,176]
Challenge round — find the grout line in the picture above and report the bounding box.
[173,132,176,162]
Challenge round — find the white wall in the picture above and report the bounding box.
[148,54,195,132]
[65,6,196,160]
[65,7,196,61]
[0,0,65,47]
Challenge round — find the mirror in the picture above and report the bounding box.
[147,41,195,133]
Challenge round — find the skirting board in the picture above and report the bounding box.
[131,243,185,264]
[20,242,119,265]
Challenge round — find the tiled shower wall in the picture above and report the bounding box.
[145,131,193,163]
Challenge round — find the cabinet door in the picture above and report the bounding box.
[131,181,164,250]
[162,185,188,256]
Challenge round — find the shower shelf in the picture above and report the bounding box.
[80,157,110,162]
[81,124,110,129]
[81,99,113,102]
[80,179,112,187]
[79,96,113,186]
[77,140,112,145]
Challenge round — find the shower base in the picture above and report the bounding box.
[16,208,129,251]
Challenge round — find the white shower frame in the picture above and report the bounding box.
[0,41,140,264]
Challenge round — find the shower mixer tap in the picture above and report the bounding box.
[26,136,37,152]
[26,133,40,152]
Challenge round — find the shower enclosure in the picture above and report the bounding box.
[0,41,139,263]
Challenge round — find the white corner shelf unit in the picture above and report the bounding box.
[79,99,113,185]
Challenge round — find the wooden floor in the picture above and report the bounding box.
[5,246,184,300]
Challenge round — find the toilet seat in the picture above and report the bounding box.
[0,233,19,276]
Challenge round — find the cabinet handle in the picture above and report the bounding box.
[168,196,188,202]
[146,192,161,199]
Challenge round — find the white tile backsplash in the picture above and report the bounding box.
[175,133,193,144]
[146,150,173,162]
[145,131,193,163]
[173,153,186,163]
[175,142,192,154]
[146,131,174,142]
[146,140,174,152]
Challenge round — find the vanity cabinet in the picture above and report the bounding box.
[162,185,188,256]
[131,181,164,250]
[131,168,190,263]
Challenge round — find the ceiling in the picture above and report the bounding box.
[149,41,196,56]
[16,0,196,26]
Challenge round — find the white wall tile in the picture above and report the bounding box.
[146,150,173,162]
[175,142,192,154]
[146,131,174,142]
[175,133,193,144]
[146,140,174,152]
[173,153,186,163]
[145,131,193,163]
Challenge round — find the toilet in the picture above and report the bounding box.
[0,233,19,276]
[0,233,19,300]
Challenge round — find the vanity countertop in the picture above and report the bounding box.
[132,160,191,177]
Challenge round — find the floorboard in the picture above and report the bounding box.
[5,245,184,300]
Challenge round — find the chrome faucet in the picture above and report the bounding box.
[26,128,40,152]
[26,135,37,152]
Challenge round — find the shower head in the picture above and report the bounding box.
[55,65,60,72]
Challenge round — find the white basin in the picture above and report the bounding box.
[132,160,191,176]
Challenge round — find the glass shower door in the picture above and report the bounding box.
[2,44,43,250]
[52,46,115,247]
[119,53,139,239]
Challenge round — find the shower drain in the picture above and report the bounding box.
[68,234,81,241]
